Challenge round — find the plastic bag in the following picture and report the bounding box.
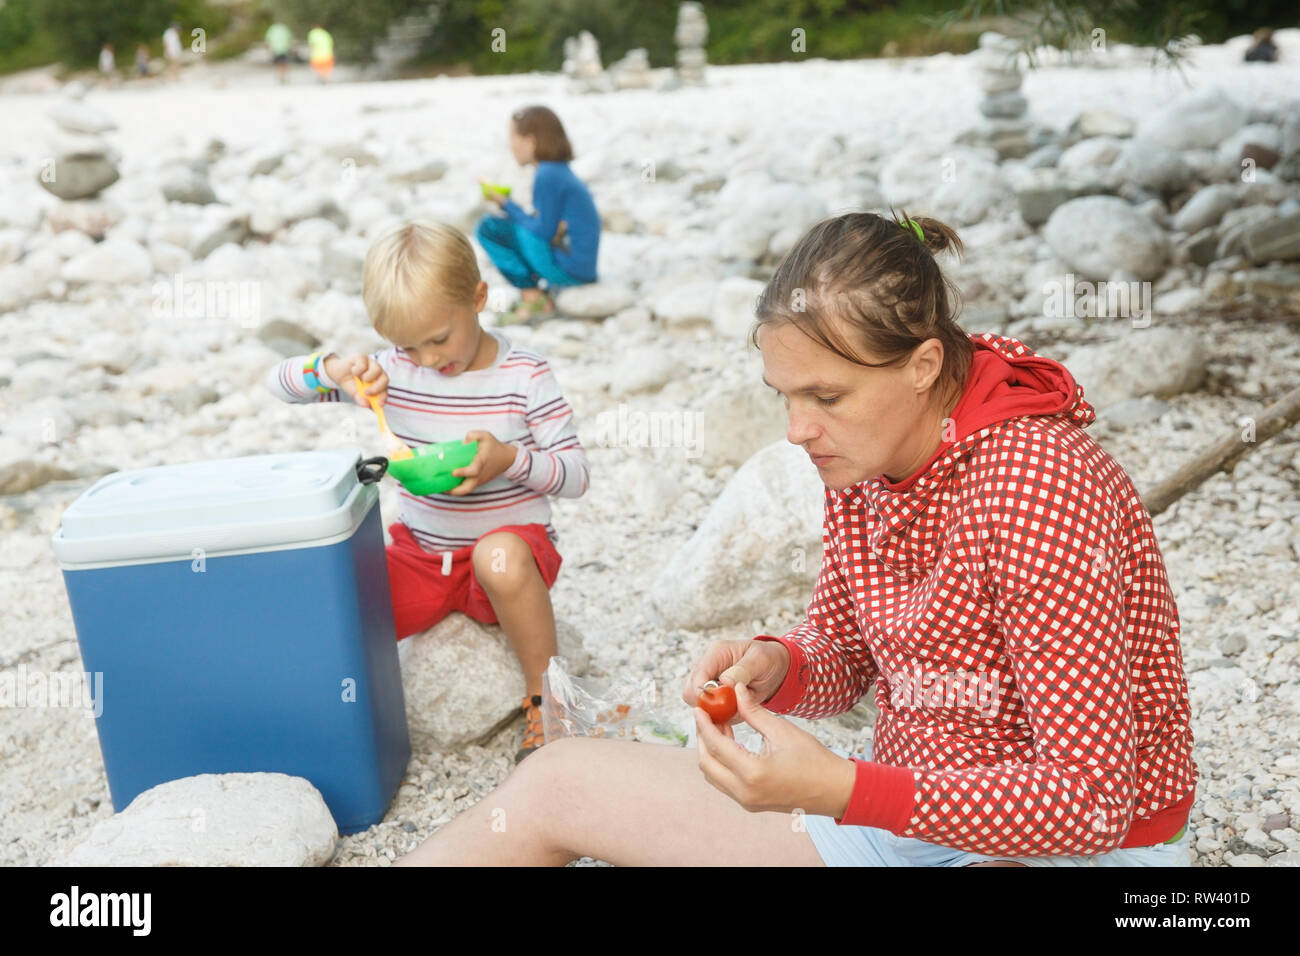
[541,656,691,747]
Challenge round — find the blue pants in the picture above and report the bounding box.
[475,215,585,291]
[803,742,1193,866]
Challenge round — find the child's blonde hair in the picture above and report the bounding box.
[362,221,481,340]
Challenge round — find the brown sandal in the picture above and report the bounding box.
[515,694,545,763]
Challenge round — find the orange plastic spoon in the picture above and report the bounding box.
[354,375,413,460]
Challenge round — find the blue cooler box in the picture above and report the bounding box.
[50,448,410,835]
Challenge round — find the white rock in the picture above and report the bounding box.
[50,99,116,134]
[1057,136,1123,174]
[649,440,824,630]
[652,279,718,326]
[46,200,122,240]
[60,237,152,284]
[81,331,139,374]
[1071,109,1135,138]
[1064,328,1207,409]
[0,265,39,313]
[931,157,1009,225]
[608,346,678,397]
[249,206,286,236]
[880,147,950,207]
[1172,184,1238,233]
[694,379,789,471]
[1043,196,1170,281]
[1154,287,1205,315]
[1138,88,1246,151]
[49,229,94,259]
[149,240,192,276]
[398,614,589,749]
[1217,122,1282,164]
[711,276,765,341]
[286,217,342,246]
[62,773,338,866]
[717,182,827,261]
[0,229,23,268]
[553,281,636,319]
[1109,141,1192,193]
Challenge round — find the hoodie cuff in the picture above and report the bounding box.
[752,635,806,713]
[836,759,919,831]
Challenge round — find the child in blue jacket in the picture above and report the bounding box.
[477,105,600,322]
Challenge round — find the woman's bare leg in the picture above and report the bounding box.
[396,736,825,866]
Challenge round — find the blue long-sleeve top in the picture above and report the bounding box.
[501,160,600,282]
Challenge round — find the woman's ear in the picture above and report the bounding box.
[910,338,945,395]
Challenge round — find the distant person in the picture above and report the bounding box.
[1244,28,1278,63]
[98,43,115,86]
[307,23,334,83]
[162,22,182,79]
[135,43,150,78]
[266,22,293,84]
[475,106,600,323]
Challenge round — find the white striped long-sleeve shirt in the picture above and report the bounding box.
[265,329,589,552]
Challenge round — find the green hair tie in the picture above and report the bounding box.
[903,218,924,242]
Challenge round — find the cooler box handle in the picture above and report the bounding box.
[356,457,388,485]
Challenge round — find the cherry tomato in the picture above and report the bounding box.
[697,680,738,724]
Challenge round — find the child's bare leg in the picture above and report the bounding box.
[518,288,544,303]
[395,736,826,866]
[472,532,556,696]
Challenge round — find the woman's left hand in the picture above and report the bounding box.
[695,683,857,819]
[448,430,517,495]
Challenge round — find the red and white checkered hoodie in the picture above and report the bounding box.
[757,333,1197,855]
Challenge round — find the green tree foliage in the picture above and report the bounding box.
[935,0,1300,66]
[30,0,229,65]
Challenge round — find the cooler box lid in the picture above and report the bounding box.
[51,448,375,568]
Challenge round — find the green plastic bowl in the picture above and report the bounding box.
[480,182,512,199]
[385,440,478,495]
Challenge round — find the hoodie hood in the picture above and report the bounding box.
[881,332,1095,494]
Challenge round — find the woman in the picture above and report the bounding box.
[397,212,1198,867]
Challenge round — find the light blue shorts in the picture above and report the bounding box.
[805,743,1193,867]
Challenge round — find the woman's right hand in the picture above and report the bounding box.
[325,353,388,407]
[682,638,790,711]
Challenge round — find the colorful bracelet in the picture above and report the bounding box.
[302,351,331,393]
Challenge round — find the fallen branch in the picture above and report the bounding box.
[1141,384,1300,517]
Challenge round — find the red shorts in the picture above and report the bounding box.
[385,521,562,639]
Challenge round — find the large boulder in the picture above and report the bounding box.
[398,614,589,749]
[1137,88,1247,152]
[649,440,824,630]
[62,773,338,866]
[694,380,788,471]
[1043,196,1170,281]
[1064,328,1207,410]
